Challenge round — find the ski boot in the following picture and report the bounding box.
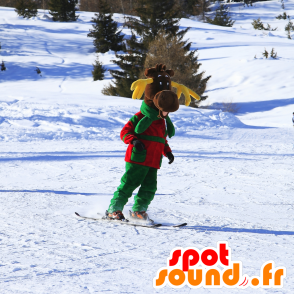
[106,210,125,220]
[129,211,151,221]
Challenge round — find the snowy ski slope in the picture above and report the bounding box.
[0,1,294,293]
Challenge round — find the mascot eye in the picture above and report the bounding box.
[159,81,163,90]
[167,82,169,87]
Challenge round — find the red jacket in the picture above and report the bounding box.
[121,111,172,169]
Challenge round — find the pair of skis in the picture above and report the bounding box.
[75,212,187,229]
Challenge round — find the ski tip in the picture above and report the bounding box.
[153,224,162,228]
[174,223,187,227]
[75,212,80,217]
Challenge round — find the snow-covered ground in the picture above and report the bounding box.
[0,1,294,293]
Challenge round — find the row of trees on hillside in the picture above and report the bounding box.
[6,0,211,17]
[2,0,210,19]
[80,0,211,18]
[88,0,211,107]
[2,0,210,15]
[15,0,78,21]
[13,0,235,27]
[8,0,234,24]
[1,0,48,9]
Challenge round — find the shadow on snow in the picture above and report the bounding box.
[0,149,288,162]
[210,97,294,115]
[184,225,294,236]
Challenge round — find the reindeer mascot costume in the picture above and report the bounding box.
[107,64,200,221]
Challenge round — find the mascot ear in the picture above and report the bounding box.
[166,69,174,77]
[157,63,166,71]
[144,67,157,77]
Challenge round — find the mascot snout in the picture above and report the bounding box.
[153,90,179,118]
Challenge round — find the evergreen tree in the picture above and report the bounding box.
[128,0,187,46]
[87,0,124,53]
[1,61,6,71]
[102,34,144,97]
[206,4,235,27]
[285,18,294,39]
[243,0,252,7]
[252,18,277,31]
[92,56,106,81]
[48,0,79,22]
[15,0,38,18]
[35,67,42,76]
[144,31,211,107]
[270,48,277,59]
[103,0,188,98]
[276,12,288,20]
[262,48,269,59]
[182,0,210,20]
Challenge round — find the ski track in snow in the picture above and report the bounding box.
[0,3,294,293]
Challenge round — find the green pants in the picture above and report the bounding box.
[108,162,157,213]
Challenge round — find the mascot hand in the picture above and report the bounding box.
[166,152,174,164]
[132,139,145,152]
[131,78,153,100]
[171,81,201,106]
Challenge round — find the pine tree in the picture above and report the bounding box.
[243,0,252,7]
[15,0,38,18]
[92,56,106,81]
[285,18,294,39]
[35,67,42,76]
[103,0,188,98]
[102,34,144,97]
[48,0,79,22]
[87,0,124,53]
[262,48,269,58]
[270,48,277,59]
[252,18,277,31]
[183,0,210,20]
[252,18,265,30]
[128,0,187,46]
[1,61,6,71]
[144,31,211,107]
[276,12,288,20]
[206,4,235,27]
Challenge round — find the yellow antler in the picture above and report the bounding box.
[131,78,153,99]
[171,81,201,106]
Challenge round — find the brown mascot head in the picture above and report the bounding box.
[144,64,179,119]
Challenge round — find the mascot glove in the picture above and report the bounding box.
[131,78,153,100]
[166,152,174,164]
[132,139,145,152]
[171,81,201,106]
